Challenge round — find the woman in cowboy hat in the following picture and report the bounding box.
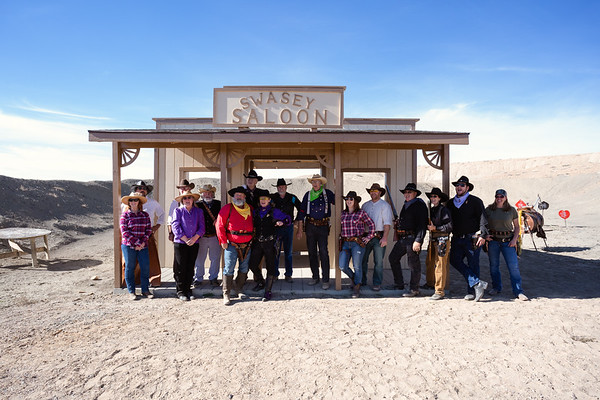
[424,187,453,300]
[485,189,528,301]
[120,192,153,300]
[339,191,375,298]
[171,190,205,301]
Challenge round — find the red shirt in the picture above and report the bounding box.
[216,203,254,245]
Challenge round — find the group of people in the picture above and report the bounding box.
[118,171,528,304]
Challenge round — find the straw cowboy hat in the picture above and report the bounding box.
[174,190,200,203]
[400,183,422,197]
[243,169,263,181]
[425,187,449,203]
[228,186,247,197]
[131,180,153,194]
[272,178,292,187]
[176,179,195,190]
[307,174,327,185]
[366,183,386,197]
[452,176,474,191]
[199,184,217,194]
[343,191,362,203]
[121,192,148,205]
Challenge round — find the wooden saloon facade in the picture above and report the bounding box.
[88,86,469,291]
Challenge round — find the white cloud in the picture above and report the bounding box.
[417,104,600,163]
[0,110,90,146]
[15,103,111,120]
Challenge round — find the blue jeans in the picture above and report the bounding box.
[339,241,364,286]
[361,237,386,286]
[121,244,150,294]
[223,243,251,276]
[488,240,523,296]
[449,236,482,290]
[274,224,294,277]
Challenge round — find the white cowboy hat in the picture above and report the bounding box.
[307,174,327,185]
[121,192,147,205]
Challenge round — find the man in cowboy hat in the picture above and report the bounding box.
[193,184,222,288]
[123,180,165,287]
[270,178,304,283]
[388,183,428,297]
[216,186,254,305]
[446,176,489,302]
[243,169,263,209]
[167,179,195,242]
[361,183,394,291]
[297,174,335,289]
[424,187,453,300]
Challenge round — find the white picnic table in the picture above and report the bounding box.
[0,228,51,267]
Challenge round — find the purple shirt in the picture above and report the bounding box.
[171,206,205,244]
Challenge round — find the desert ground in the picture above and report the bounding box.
[1,153,599,399]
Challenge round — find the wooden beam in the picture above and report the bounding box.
[442,144,450,195]
[113,142,122,289]
[334,143,342,290]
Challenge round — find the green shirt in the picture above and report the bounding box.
[485,206,518,234]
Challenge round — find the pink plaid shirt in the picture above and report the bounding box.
[120,210,152,248]
[340,209,375,242]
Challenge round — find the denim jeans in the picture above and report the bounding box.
[305,223,330,282]
[121,244,150,294]
[361,237,386,286]
[223,243,251,276]
[449,236,482,290]
[339,241,364,286]
[488,240,523,296]
[194,235,221,281]
[274,224,294,277]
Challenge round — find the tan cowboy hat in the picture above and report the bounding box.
[174,190,200,203]
[199,184,217,194]
[307,174,327,185]
[121,192,147,205]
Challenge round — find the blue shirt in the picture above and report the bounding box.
[298,189,335,220]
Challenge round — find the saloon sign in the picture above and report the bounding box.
[213,86,345,128]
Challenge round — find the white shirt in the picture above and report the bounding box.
[143,198,165,226]
[167,199,179,225]
[362,199,394,231]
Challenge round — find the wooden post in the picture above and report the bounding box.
[334,143,342,290]
[442,144,450,195]
[113,142,122,289]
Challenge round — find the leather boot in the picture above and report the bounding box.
[223,275,233,306]
[262,275,275,301]
[235,272,248,300]
[352,283,361,298]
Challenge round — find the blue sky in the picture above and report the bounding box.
[1,1,598,181]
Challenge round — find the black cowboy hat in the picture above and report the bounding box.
[452,176,474,191]
[343,191,362,203]
[255,188,271,199]
[243,169,263,181]
[400,183,422,197]
[131,180,153,194]
[425,187,449,203]
[176,179,195,190]
[366,183,386,197]
[227,186,247,197]
[272,178,292,187]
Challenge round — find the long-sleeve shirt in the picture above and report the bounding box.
[216,203,254,245]
[430,205,453,234]
[340,209,376,241]
[396,198,428,243]
[271,192,304,221]
[447,194,488,237]
[196,199,222,236]
[120,210,152,248]
[297,189,335,220]
[171,206,205,244]
[254,205,292,239]
[362,199,394,231]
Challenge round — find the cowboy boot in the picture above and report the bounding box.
[262,275,275,302]
[352,283,361,298]
[222,275,233,306]
[235,272,249,300]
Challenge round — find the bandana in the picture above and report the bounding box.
[309,187,324,202]
[453,192,470,209]
[233,203,251,220]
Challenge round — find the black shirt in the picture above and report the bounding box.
[446,194,488,236]
[270,192,303,221]
[195,199,222,236]
[396,198,428,243]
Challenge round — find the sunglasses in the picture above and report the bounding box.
[182,196,194,200]
[134,187,146,191]
[455,183,467,187]
[495,195,505,198]
[430,195,439,198]
[128,198,140,202]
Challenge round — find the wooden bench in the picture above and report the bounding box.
[0,228,51,267]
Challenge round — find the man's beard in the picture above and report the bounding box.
[203,198,213,204]
[232,199,245,207]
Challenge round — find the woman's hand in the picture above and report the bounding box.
[275,221,284,227]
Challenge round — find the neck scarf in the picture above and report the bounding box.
[233,203,251,220]
[309,187,324,202]
[453,192,470,209]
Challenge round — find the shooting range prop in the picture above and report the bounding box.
[517,205,548,252]
[558,209,570,227]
